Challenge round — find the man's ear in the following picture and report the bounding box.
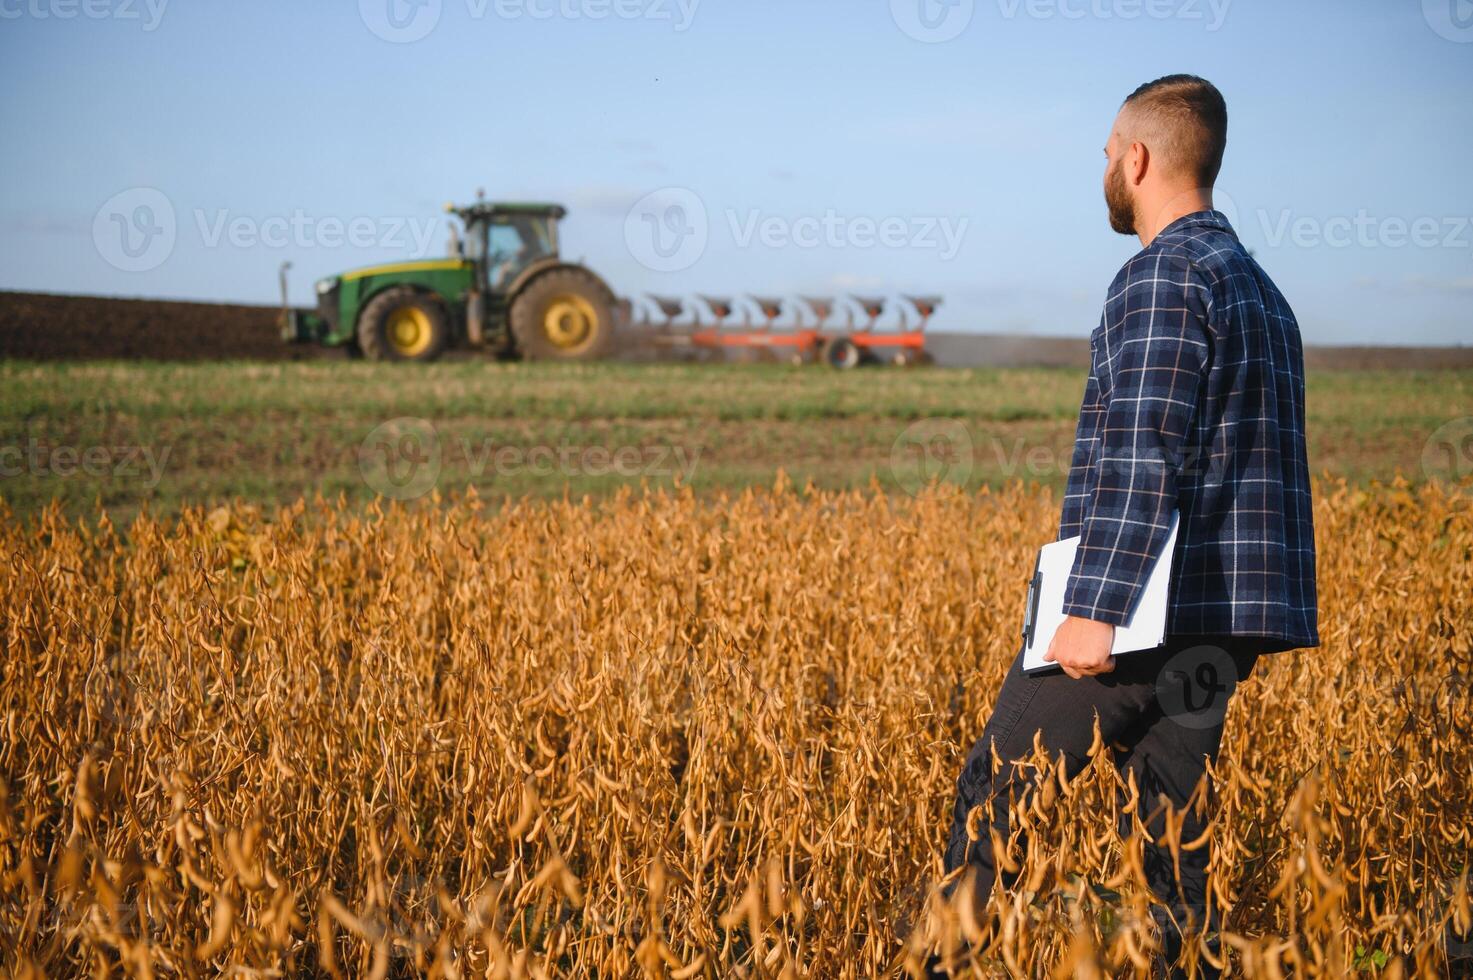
[1128,141,1149,186]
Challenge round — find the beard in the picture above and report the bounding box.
[1104,158,1137,236]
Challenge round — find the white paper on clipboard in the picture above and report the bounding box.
[1020,512,1180,674]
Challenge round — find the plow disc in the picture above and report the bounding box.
[625,293,941,368]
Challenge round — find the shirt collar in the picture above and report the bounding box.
[1159,209,1236,237]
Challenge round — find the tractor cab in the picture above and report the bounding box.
[451,202,565,294]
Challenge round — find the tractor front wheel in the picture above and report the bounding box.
[509,267,616,361]
[357,287,450,362]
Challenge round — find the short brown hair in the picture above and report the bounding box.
[1122,74,1228,186]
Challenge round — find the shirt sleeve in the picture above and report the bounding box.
[1058,334,1105,539]
[1062,252,1211,625]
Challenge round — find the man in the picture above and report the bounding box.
[941,75,1318,970]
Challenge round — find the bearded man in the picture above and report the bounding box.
[940,74,1317,975]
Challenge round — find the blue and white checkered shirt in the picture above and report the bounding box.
[1060,210,1319,650]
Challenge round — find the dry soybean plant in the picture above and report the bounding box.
[1,479,1469,977]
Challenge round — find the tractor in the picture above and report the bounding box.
[280,197,618,362]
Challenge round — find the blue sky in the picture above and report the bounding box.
[1,0,1470,344]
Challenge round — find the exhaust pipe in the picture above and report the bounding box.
[277,261,298,342]
[278,261,292,313]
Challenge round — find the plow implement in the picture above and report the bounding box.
[626,294,941,368]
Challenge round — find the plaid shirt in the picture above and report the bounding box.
[1060,210,1319,649]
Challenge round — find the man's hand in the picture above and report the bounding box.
[1043,616,1117,679]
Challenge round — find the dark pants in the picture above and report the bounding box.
[943,635,1260,960]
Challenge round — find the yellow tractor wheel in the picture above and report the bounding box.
[509,267,617,361]
[541,295,599,352]
[357,287,450,362]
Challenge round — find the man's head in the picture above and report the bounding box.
[1104,75,1228,238]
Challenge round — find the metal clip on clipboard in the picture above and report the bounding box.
[1019,554,1044,657]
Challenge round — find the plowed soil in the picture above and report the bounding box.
[0,291,309,361]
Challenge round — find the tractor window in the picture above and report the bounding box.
[487,217,555,290]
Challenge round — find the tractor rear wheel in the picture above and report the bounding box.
[510,267,616,361]
[821,336,861,370]
[357,287,450,362]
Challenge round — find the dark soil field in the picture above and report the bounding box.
[0,291,299,361]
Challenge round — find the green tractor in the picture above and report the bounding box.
[280,198,618,362]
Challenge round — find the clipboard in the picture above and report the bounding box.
[1020,512,1180,674]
